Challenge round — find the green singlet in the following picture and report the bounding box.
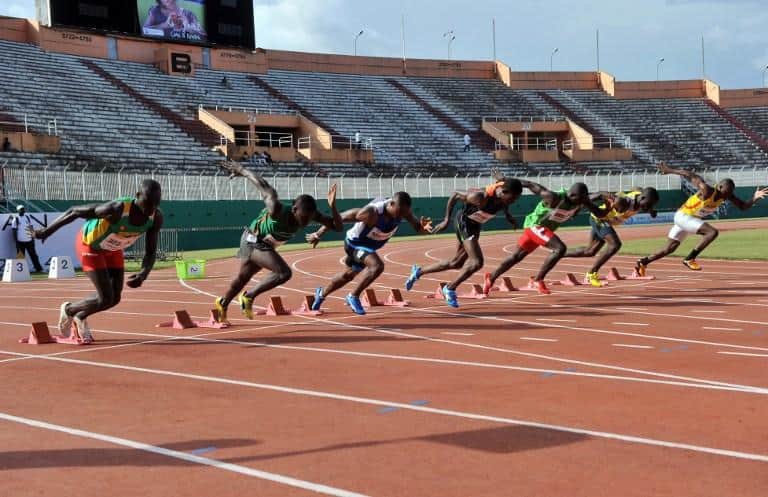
[523,188,581,232]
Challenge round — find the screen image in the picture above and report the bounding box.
[137,0,207,42]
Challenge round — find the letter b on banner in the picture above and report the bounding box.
[171,53,192,75]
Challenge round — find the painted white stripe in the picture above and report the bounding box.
[703,327,742,332]
[699,310,727,314]
[614,307,648,311]
[718,352,768,358]
[0,413,368,497]
[613,344,654,350]
[441,332,475,336]
[536,318,577,323]
[1,352,767,463]
[613,322,650,327]
[520,337,558,342]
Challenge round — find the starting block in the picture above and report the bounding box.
[459,284,488,300]
[520,276,541,292]
[362,288,410,308]
[20,322,92,345]
[266,295,323,316]
[425,282,448,299]
[628,268,656,280]
[157,309,231,329]
[559,273,582,287]
[492,277,518,293]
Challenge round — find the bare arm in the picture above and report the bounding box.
[433,191,474,233]
[127,210,164,288]
[728,186,768,211]
[404,211,434,234]
[520,180,556,206]
[30,201,122,241]
[306,206,367,247]
[657,162,712,197]
[311,184,343,233]
[221,161,280,216]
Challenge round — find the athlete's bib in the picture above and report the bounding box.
[99,233,143,252]
[246,232,286,247]
[547,207,579,223]
[366,226,398,241]
[467,210,495,224]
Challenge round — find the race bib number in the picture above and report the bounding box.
[247,232,286,247]
[698,207,718,217]
[99,233,141,252]
[547,208,579,223]
[367,226,398,241]
[467,211,495,224]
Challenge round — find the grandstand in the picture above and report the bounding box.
[1,16,767,178]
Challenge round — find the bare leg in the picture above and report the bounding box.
[321,267,358,299]
[488,247,529,285]
[642,238,681,265]
[350,252,385,298]
[67,268,123,320]
[447,238,483,291]
[685,223,719,260]
[243,250,292,300]
[420,238,468,276]
[565,233,604,258]
[535,235,567,281]
[590,234,621,274]
[220,259,260,307]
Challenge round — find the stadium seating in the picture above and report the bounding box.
[728,107,768,142]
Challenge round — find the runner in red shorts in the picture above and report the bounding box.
[30,179,163,343]
[484,181,606,295]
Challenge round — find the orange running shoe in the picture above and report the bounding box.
[683,259,702,271]
[483,272,493,296]
[635,260,648,277]
[536,280,551,295]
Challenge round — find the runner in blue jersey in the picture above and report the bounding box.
[307,192,433,315]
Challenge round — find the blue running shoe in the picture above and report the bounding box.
[443,285,459,308]
[311,287,325,311]
[346,293,367,315]
[405,265,422,291]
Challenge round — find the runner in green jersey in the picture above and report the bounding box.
[484,181,606,295]
[30,179,163,343]
[215,162,342,323]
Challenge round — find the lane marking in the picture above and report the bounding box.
[613,344,654,350]
[699,310,727,314]
[0,412,368,497]
[441,332,475,336]
[613,322,650,327]
[520,337,558,343]
[1,353,767,463]
[535,318,578,323]
[614,307,648,311]
[718,352,768,358]
[703,327,743,332]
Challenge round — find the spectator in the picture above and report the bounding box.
[221,76,229,87]
[11,205,43,273]
[2,137,11,152]
[262,150,273,166]
[463,133,471,152]
[354,131,362,150]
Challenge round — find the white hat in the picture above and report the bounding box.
[16,205,24,211]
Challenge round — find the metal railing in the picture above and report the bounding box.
[507,137,559,151]
[0,112,59,136]
[562,137,631,150]
[198,104,300,118]
[226,130,294,149]
[297,135,374,151]
[483,116,566,123]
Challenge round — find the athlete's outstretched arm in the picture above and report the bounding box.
[220,161,280,215]
[502,206,517,229]
[520,180,557,205]
[127,210,164,288]
[404,211,434,234]
[29,201,122,241]
[657,162,713,197]
[307,207,367,247]
[433,191,482,233]
[312,184,343,233]
[728,186,768,211]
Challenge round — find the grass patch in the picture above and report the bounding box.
[618,229,768,261]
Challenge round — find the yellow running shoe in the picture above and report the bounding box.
[239,292,254,320]
[683,259,702,271]
[586,272,603,287]
[214,297,230,324]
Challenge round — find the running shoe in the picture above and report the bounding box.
[635,260,648,277]
[585,272,603,288]
[214,297,230,325]
[72,316,94,344]
[346,293,366,315]
[58,302,73,337]
[405,265,422,291]
[311,287,325,311]
[443,285,459,308]
[682,259,702,271]
[483,272,493,296]
[238,292,254,319]
[536,280,552,295]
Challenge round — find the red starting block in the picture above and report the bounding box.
[492,277,518,293]
[520,276,541,292]
[425,282,448,299]
[606,268,624,281]
[20,322,92,346]
[157,309,231,330]
[266,295,323,316]
[628,268,656,280]
[362,288,410,308]
[460,284,488,300]
[560,273,582,287]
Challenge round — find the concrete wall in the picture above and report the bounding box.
[614,80,706,99]
[720,89,768,108]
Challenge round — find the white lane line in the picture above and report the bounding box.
[613,322,650,327]
[703,327,743,332]
[699,310,727,314]
[613,344,654,350]
[2,352,768,463]
[614,307,648,311]
[536,318,577,323]
[519,337,558,343]
[441,332,475,336]
[0,413,368,497]
[718,352,768,358]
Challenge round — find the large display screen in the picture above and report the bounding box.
[137,0,207,43]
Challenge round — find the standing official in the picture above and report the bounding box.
[11,205,43,273]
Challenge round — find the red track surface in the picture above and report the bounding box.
[1,221,767,497]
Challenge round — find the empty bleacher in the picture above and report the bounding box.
[728,107,768,142]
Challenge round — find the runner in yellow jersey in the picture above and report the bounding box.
[636,163,768,273]
[565,187,659,286]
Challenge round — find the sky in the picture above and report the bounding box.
[2,0,766,88]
